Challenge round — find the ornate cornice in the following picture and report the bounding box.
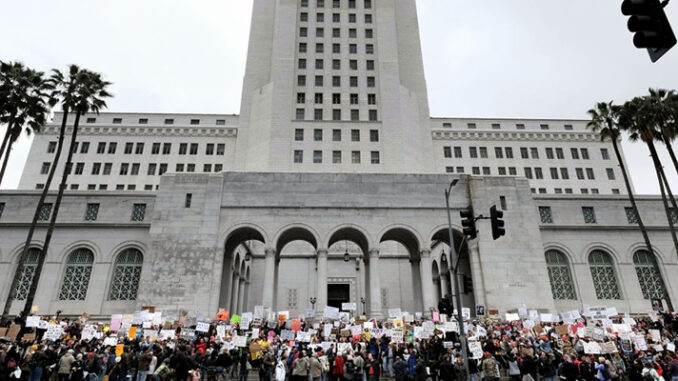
[40,125,238,138]
[431,130,601,143]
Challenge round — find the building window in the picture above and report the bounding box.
[469,147,477,158]
[633,250,665,299]
[12,248,42,300]
[159,164,167,175]
[80,142,89,154]
[564,124,573,130]
[516,123,525,130]
[313,150,322,163]
[472,167,480,175]
[186,164,195,172]
[491,123,501,130]
[298,75,306,86]
[131,204,146,222]
[524,167,533,179]
[85,203,99,221]
[582,206,596,223]
[586,168,595,180]
[332,76,341,87]
[539,206,553,223]
[555,148,564,159]
[571,148,580,159]
[112,118,122,124]
[203,164,212,172]
[560,168,569,180]
[509,167,517,175]
[86,117,96,123]
[58,248,94,300]
[47,141,57,153]
[367,76,375,87]
[454,147,462,158]
[351,129,360,141]
[296,109,305,120]
[40,162,50,175]
[0,202,4,220]
[108,248,143,301]
[589,250,622,299]
[189,143,198,155]
[494,147,503,159]
[467,123,476,129]
[581,148,590,160]
[446,167,454,173]
[601,148,610,160]
[314,109,323,120]
[138,118,148,124]
[333,129,341,142]
[546,148,554,159]
[295,129,304,141]
[314,93,323,104]
[148,163,156,175]
[482,167,490,175]
[540,124,549,130]
[368,110,378,121]
[205,143,215,155]
[370,151,380,164]
[214,164,223,172]
[606,168,616,180]
[151,143,160,154]
[314,129,323,141]
[38,203,53,221]
[294,150,304,163]
[443,147,452,158]
[545,250,577,300]
[534,167,543,179]
[332,109,341,121]
[351,110,359,121]
[550,168,559,180]
[333,151,342,164]
[456,167,464,173]
[369,130,379,142]
[352,151,361,164]
[576,168,585,180]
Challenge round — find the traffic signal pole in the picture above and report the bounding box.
[444,181,469,380]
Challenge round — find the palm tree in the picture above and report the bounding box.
[621,97,678,256]
[587,101,655,256]
[20,68,111,317]
[0,63,51,186]
[0,65,83,321]
[646,89,678,175]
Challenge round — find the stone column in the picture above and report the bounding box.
[316,249,328,311]
[231,275,240,313]
[262,247,276,308]
[419,249,435,314]
[238,278,246,312]
[440,274,450,299]
[368,248,382,318]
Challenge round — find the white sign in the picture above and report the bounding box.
[540,313,554,322]
[468,340,483,359]
[342,303,357,311]
[505,313,520,322]
[391,328,404,343]
[233,336,247,347]
[44,324,63,341]
[323,323,333,338]
[583,341,602,354]
[323,306,340,320]
[26,316,41,328]
[462,308,471,320]
[196,322,210,333]
[388,308,402,318]
[103,337,118,346]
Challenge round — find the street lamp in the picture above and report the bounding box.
[440,250,447,265]
[444,178,469,379]
[360,297,366,315]
[310,297,317,309]
[343,249,350,262]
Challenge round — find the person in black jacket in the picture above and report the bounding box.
[438,356,454,381]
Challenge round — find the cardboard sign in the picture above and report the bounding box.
[115,344,124,357]
[324,306,340,320]
[291,319,301,332]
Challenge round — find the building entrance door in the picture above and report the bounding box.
[327,284,350,309]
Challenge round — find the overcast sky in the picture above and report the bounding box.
[1,0,678,194]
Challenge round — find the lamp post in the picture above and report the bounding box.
[444,179,469,379]
[310,297,317,310]
[360,297,366,315]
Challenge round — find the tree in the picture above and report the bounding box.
[587,101,655,256]
[645,89,678,175]
[0,66,111,321]
[0,62,51,186]
[620,97,678,256]
[20,69,111,317]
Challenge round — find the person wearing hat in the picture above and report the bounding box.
[481,352,500,381]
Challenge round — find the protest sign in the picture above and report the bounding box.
[388,308,402,318]
[505,313,520,322]
[291,319,302,332]
[254,306,264,319]
[342,303,357,311]
[281,329,296,341]
[583,341,601,354]
[103,337,118,346]
[540,313,554,323]
[462,308,471,320]
[324,306,340,320]
[110,314,123,331]
[650,329,661,342]
[528,310,539,321]
[468,340,483,359]
[391,328,404,343]
[234,336,247,347]
[635,336,648,351]
[26,316,40,328]
[43,324,62,341]
[241,312,253,328]
[116,344,124,357]
[196,322,210,332]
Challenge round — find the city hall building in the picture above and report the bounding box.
[1,0,677,319]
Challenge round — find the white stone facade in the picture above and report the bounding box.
[1,0,675,319]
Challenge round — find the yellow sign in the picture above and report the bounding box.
[115,344,124,357]
[128,326,137,339]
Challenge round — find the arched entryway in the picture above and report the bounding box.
[378,227,424,314]
[273,225,319,312]
[220,226,265,313]
[325,226,370,314]
[430,227,476,315]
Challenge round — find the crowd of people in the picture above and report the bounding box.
[1,308,678,381]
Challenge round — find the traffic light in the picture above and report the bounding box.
[462,274,473,294]
[460,208,477,240]
[490,205,506,240]
[621,0,676,62]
